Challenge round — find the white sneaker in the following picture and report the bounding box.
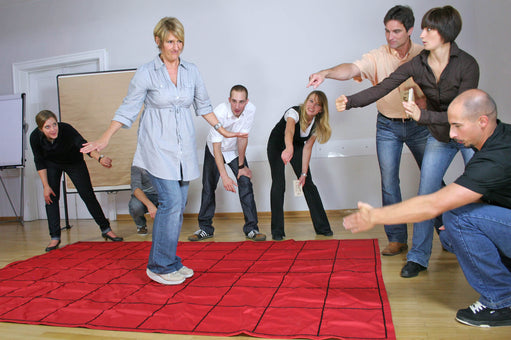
[146,268,185,285]
[177,265,194,278]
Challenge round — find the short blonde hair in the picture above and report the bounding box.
[153,17,185,49]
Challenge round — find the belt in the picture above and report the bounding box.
[380,114,412,122]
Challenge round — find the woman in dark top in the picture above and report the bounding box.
[267,91,333,240]
[30,110,123,252]
[336,6,478,277]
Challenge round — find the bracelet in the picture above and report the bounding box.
[98,155,104,163]
[214,122,222,130]
[301,173,307,177]
[238,163,245,169]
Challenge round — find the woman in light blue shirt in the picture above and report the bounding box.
[81,17,245,285]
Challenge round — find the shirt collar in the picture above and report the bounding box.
[388,39,413,60]
[419,41,461,64]
[480,120,503,151]
[227,106,244,120]
[153,54,189,70]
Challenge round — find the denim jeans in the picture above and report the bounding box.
[128,193,159,227]
[198,145,259,235]
[440,204,511,309]
[407,136,474,267]
[147,173,189,274]
[45,162,111,240]
[375,113,430,243]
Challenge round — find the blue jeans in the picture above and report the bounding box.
[407,136,474,267]
[440,204,511,309]
[198,145,259,235]
[128,193,159,227]
[147,173,189,274]
[376,113,430,243]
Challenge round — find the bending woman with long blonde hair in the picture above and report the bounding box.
[267,90,333,240]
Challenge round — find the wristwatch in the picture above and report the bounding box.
[214,122,222,130]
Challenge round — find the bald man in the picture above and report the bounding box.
[343,89,511,328]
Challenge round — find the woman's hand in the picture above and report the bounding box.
[403,101,421,121]
[43,186,56,205]
[99,156,112,168]
[81,136,109,154]
[281,147,293,165]
[335,95,348,112]
[298,173,306,187]
[80,121,122,154]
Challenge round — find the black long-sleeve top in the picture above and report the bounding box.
[30,122,88,170]
[346,42,479,142]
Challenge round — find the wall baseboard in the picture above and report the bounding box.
[0,209,358,223]
[115,209,357,221]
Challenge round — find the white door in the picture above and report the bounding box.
[12,50,108,222]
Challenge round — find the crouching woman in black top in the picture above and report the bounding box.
[30,110,123,252]
[267,91,333,240]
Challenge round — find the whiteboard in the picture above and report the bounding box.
[0,93,25,168]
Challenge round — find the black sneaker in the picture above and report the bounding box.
[188,229,213,241]
[400,261,427,278]
[456,301,511,327]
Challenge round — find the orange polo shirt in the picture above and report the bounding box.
[353,42,423,119]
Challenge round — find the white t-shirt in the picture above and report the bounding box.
[284,107,315,137]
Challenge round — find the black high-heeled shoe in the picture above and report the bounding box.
[102,232,123,242]
[45,240,61,252]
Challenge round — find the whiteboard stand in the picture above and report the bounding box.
[0,92,26,226]
[61,178,72,230]
[0,167,24,226]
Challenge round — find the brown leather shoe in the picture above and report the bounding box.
[381,242,408,256]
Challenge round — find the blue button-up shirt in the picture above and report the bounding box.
[113,56,213,181]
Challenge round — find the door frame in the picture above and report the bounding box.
[12,49,108,221]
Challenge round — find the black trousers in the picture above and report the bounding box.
[198,145,259,235]
[45,161,110,239]
[266,136,331,238]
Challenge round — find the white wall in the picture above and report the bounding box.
[0,0,509,219]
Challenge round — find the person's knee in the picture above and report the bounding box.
[237,175,252,187]
[443,207,472,233]
[158,196,182,214]
[129,198,146,217]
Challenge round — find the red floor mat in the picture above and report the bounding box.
[0,240,395,339]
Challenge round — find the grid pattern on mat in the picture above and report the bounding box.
[0,239,395,340]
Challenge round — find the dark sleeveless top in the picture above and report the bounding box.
[269,106,316,146]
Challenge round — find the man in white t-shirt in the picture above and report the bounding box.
[188,85,266,241]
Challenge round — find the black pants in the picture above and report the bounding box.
[198,145,259,235]
[45,161,110,239]
[266,136,331,238]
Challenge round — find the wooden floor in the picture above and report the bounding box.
[0,211,509,339]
